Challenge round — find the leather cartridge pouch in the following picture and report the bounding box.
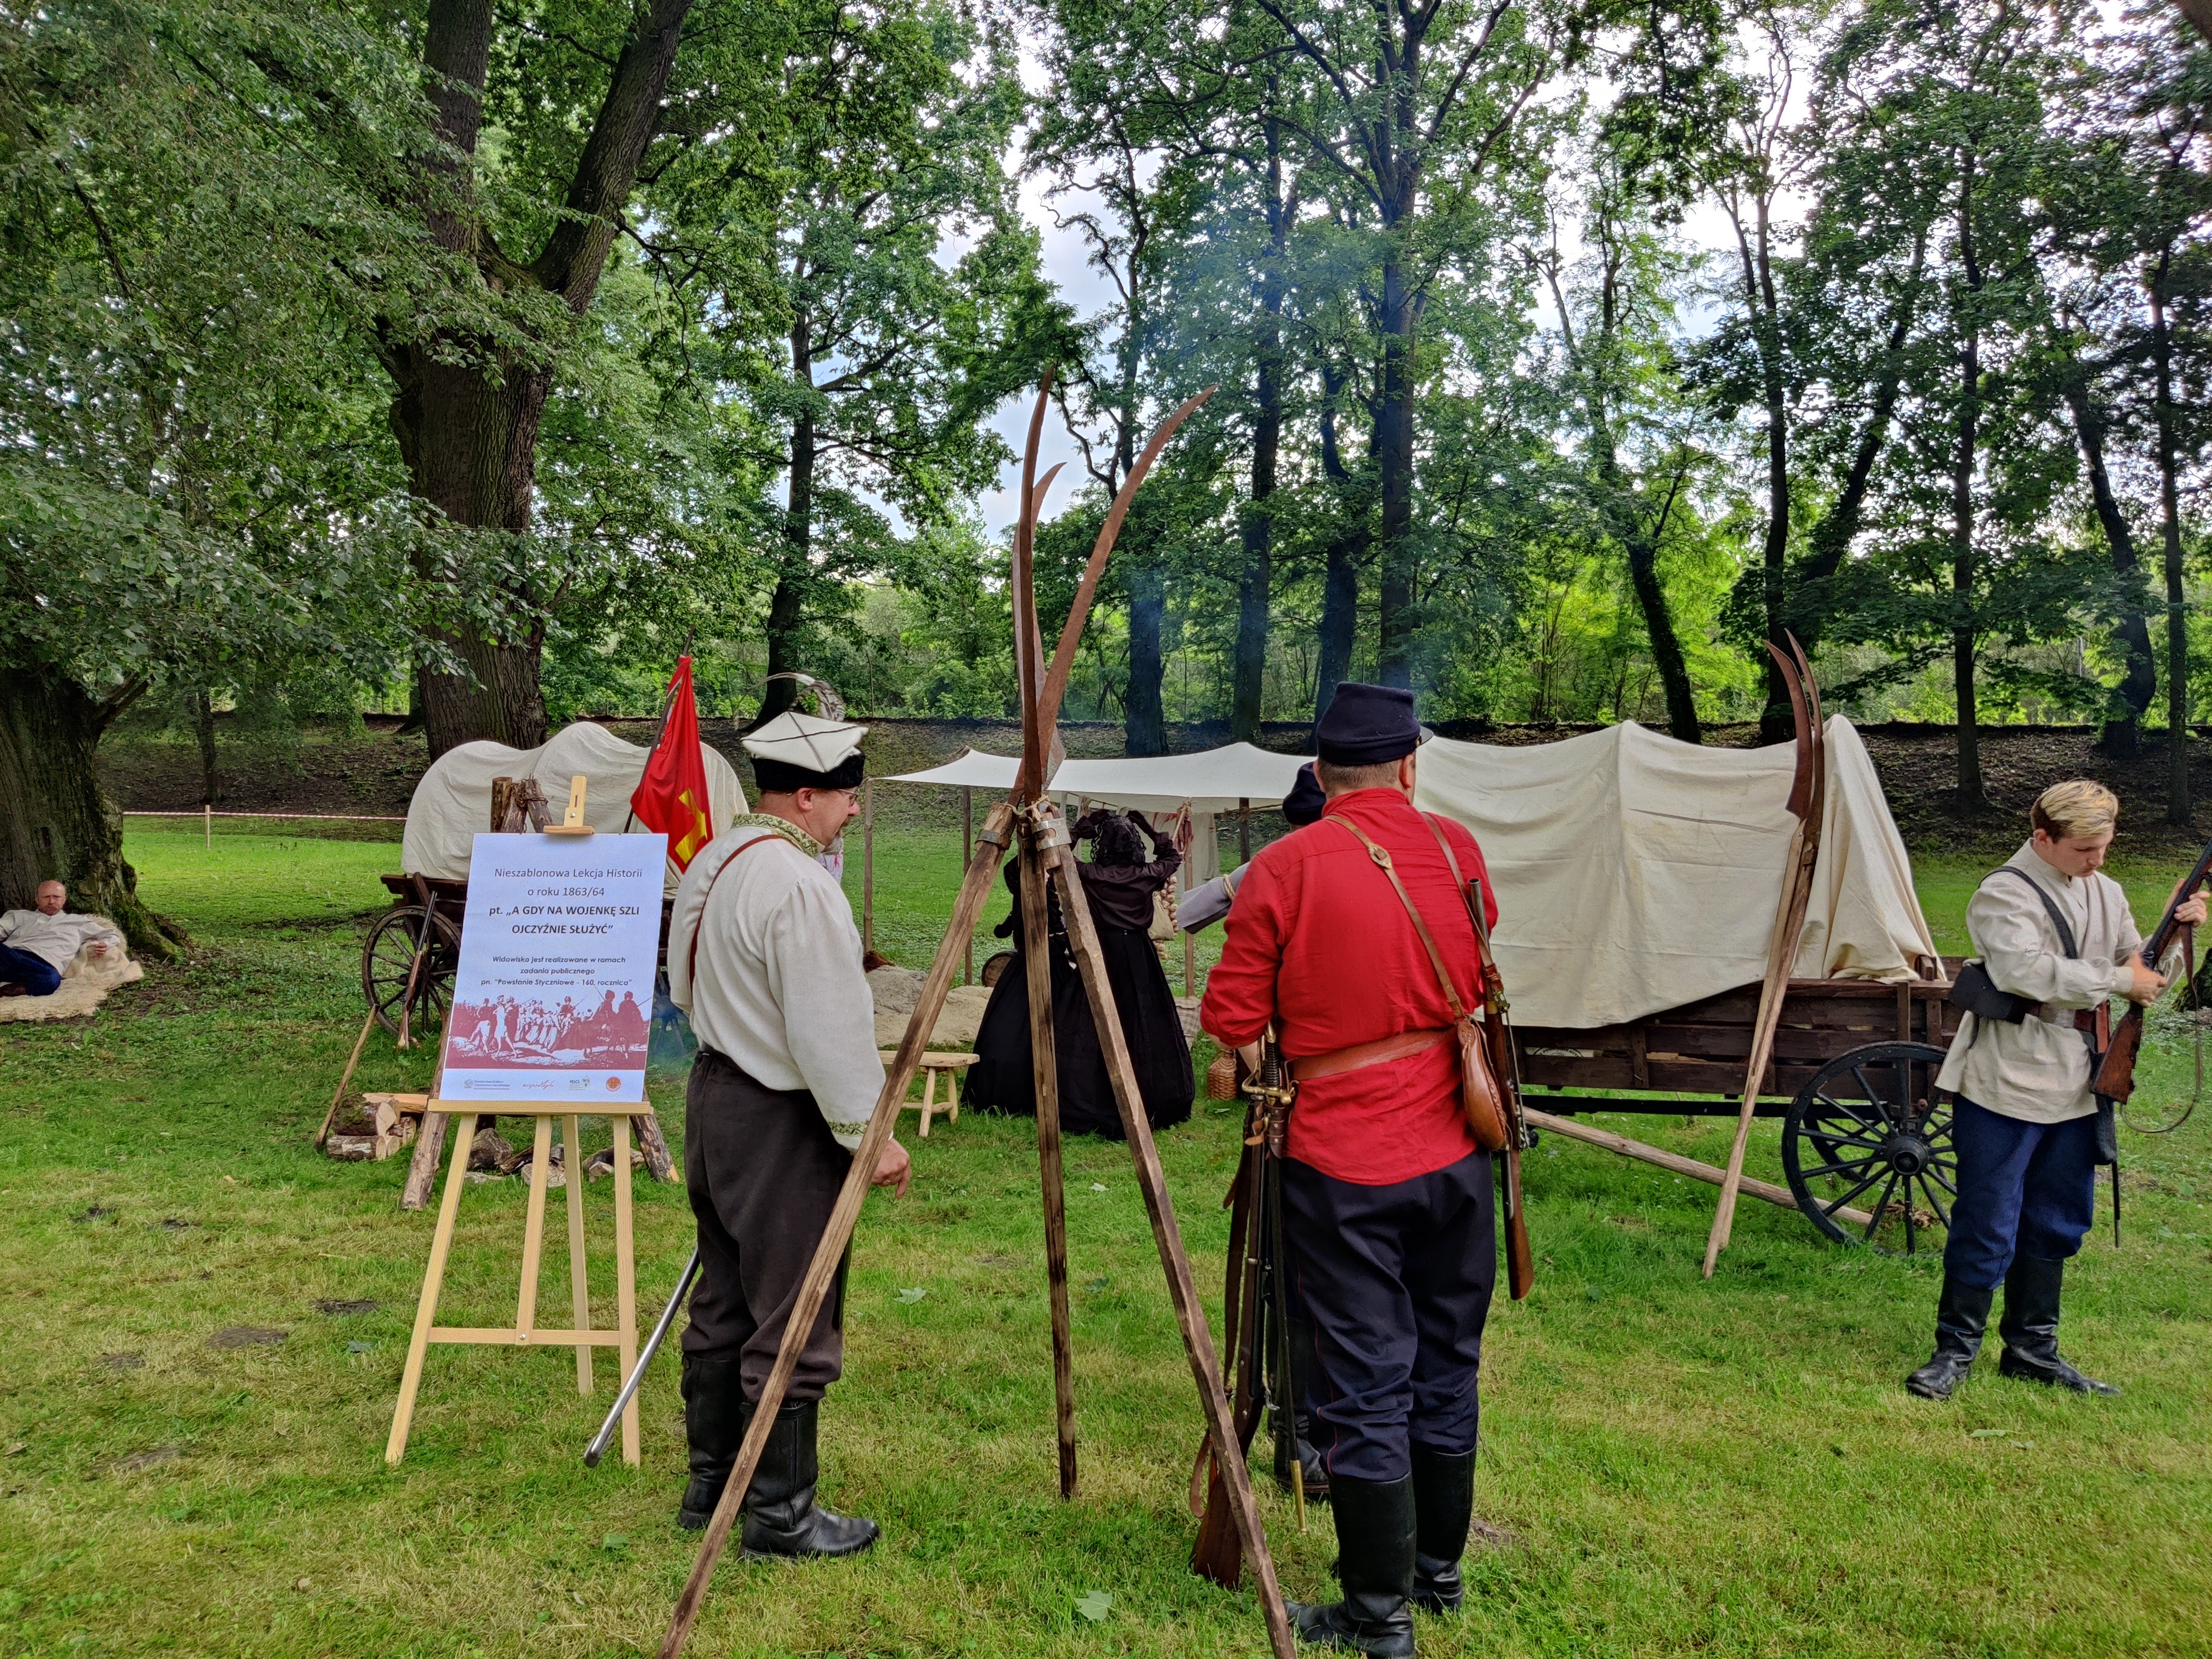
[1328,816,1511,1155]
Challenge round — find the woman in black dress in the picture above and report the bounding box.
[962,808,1196,1137]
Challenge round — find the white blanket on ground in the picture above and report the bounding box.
[0,943,143,1023]
[1413,717,1937,1031]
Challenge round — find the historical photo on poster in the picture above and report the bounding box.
[440,832,667,1103]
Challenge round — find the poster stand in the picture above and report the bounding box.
[385,1101,645,1465]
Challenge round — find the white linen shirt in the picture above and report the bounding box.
[0,909,123,973]
[666,823,884,1149]
[1934,842,2178,1124]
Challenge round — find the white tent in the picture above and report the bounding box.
[1413,716,1938,1031]
[401,721,748,889]
[885,742,1310,812]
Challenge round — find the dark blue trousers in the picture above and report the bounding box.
[0,943,59,997]
[1943,1096,2098,1289]
[1280,1150,1495,1484]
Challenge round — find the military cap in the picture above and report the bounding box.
[742,710,869,792]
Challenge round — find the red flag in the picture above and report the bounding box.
[630,656,715,869]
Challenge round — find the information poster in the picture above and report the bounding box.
[440,833,667,1103]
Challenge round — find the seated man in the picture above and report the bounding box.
[0,881,124,997]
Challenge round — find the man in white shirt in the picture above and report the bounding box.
[0,882,124,997]
[665,711,907,1555]
[1910,780,2203,1400]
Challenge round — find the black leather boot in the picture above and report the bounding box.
[1408,1444,1474,1615]
[1904,1275,1994,1400]
[1290,1474,1416,1656]
[1997,1255,2119,1395]
[739,1399,881,1559]
[676,1354,747,1530]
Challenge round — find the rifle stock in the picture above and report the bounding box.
[2093,833,2212,1103]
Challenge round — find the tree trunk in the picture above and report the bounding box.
[1952,179,1986,812]
[386,0,697,758]
[0,677,182,956]
[2153,274,2191,823]
[1624,530,1700,743]
[1373,258,1418,688]
[1313,385,1364,727]
[191,687,221,805]
[2063,376,2155,757]
[758,310,816,731]
[1125,559,1167,757]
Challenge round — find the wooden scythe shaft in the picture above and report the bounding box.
[656,804,1015,1659]
[1525,1109,1872,1227]
[1019,827,1080,1498]
[1703,641,1827,1277]
[1046,840,1296,1659]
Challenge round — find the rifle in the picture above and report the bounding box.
[1192,1033,1296,1588]
[1468,877,1535,1300]
[2091,832,2212,1103]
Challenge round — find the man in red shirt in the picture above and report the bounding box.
[1201,683,1498,1657]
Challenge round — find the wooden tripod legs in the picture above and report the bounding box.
[1018,832,1080,1499]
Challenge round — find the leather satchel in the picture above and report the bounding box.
[1330,816,1511,1155]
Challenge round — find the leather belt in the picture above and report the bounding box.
[1290,1026,1453,1082]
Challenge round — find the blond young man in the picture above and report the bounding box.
[1910,781,2204,1400]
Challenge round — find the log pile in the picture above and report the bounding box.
[324,1092,429,1161]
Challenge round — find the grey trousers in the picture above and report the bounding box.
[681,1048,851,1404]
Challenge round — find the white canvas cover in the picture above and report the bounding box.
[401,721,747,889]
[1412,716,1937,1030]
[886,742,1311,812]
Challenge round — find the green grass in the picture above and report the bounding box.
[2,826,2209,1657]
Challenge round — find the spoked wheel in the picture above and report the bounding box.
[1782,1042,1956,1253]
[362,906,461,1036]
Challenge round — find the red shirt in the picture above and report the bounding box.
[1199,788,1498,1185]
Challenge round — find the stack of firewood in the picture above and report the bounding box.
[324,1092,428,1161]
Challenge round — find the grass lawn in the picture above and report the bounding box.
[3,826,2210,1658]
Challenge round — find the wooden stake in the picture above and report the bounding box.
[1238,798,1250,864]
[316,1008,380,1147]
[658,805,1014,1659]
[1525,1107,1872,1227]
[1020,825,1079,1499]
[204,803,212,850]
[862,776,875,956]
[1046,837,1295,1659]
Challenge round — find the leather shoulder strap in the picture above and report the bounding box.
[1987,866,2080,960]
[1332,816,1469,1021]
[685,833,799,988]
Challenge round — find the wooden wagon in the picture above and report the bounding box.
[1514,961,1966,1252]
[362,874,675,1039]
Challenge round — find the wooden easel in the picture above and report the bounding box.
[657,375,1296,1659]
[386,1100,646,1464]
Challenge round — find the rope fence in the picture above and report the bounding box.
[124,808,407,847]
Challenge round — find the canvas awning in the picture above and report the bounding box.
[1413,716,1938,1031]
[401,721,748,889]
[885,742,1311,813]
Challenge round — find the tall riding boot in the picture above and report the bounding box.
[1289,1474,1417,1657]
[1997,1255,2119,1395]
[739,1399,881,1559]
[1408,1444,1475,1615]
[676,1354,747,1530]
[1903,1275,1994,1400]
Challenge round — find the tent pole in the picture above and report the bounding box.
[1238,797,1249,864]
[962,786,974,984]
[862,777,874,956]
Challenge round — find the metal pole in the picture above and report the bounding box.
[587,1249,701,1467]
[862,777,874,956]
[963,786,974,984]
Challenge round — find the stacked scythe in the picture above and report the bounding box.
[657,377,1296,1659]
[1702,636,1827,1277]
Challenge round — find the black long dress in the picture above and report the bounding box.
[962,834,1196,1138]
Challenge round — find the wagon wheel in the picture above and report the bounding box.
[1782,1041,1956,1253]
[362,906,461,1036]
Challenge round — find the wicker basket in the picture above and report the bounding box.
[1205,1051,1241,1102]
